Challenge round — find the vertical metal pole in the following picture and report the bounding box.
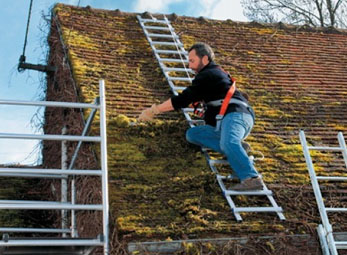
[71,179,77,237]
[299,130,338,255]
[338,132,347,169]
[61,126,68,237]
[99,79,109,255]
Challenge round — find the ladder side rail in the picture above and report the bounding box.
[137,16,164,68]
[299,130,338,255]
[338,132,347,169]
[215,176,242,221]
[164,16,192,81]
[318,224,331,255]
[99,80,110,255]
[203,149,244,220]
[262,185,286,220]
[139,16,180,94]
[169,81,183,95]
[164,16,189,61]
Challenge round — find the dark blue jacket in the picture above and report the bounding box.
[171,61,253,126]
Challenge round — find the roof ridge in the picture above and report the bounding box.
[54,3,347,35]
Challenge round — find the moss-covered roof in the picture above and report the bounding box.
[50,3,347,252]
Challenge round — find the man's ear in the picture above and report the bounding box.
[202,55,209,65]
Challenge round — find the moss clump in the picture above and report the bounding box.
[61,29,99,50]
[108,114,132,128]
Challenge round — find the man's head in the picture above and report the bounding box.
[188,43,215,73]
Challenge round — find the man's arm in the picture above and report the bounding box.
[157,99,174,112]
[138,98,174,121]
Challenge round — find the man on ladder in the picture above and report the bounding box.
[139,42,262,191]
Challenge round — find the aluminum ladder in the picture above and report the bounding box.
[137,15,285,221]
[0,80,109,254]
[300,130,347,255]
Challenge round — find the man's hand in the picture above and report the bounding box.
[138,104,161,122]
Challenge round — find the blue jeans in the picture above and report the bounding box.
[186,112,258,181]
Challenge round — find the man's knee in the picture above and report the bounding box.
[185,127,195,143]
[220,139,240,155]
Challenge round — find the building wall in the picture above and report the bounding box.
[44,14,102,238]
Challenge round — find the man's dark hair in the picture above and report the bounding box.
[189,42,215,62]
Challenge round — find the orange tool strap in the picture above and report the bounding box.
[218,78,236,116]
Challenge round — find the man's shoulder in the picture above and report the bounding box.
[200,62,219,73]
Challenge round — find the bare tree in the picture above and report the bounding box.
[241,0,347,28]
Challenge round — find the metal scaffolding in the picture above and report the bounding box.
[0,80,109,255]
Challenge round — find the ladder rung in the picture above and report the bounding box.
[0,99,99,109]
[0,238,103,247]
[233,207,283,213]
[0,168,102,176]
[143,25,170,31]
[335,241,347,249]
[0,173,66,179]
[216,174,238,180]
[152,41,183,46]
[0,200,103,210]
[182,108,193,112]
[210,159,228,165]
[326,208,347,212]
[148,33,178,39]
[159,58,188,63]
[139,18,168,24]
[157,50,188,55]
[0,133,101,142]
[168,77,192,82]
[224,190,272,196]
[188,120,205,125]
[163,67,192,72]
[317,176,347,181]
[308,146,343,151]
[0,227,70,233]
[173,86,188,91]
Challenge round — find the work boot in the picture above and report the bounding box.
[231,176,263,191]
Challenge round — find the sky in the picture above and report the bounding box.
[0,0,248,166]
